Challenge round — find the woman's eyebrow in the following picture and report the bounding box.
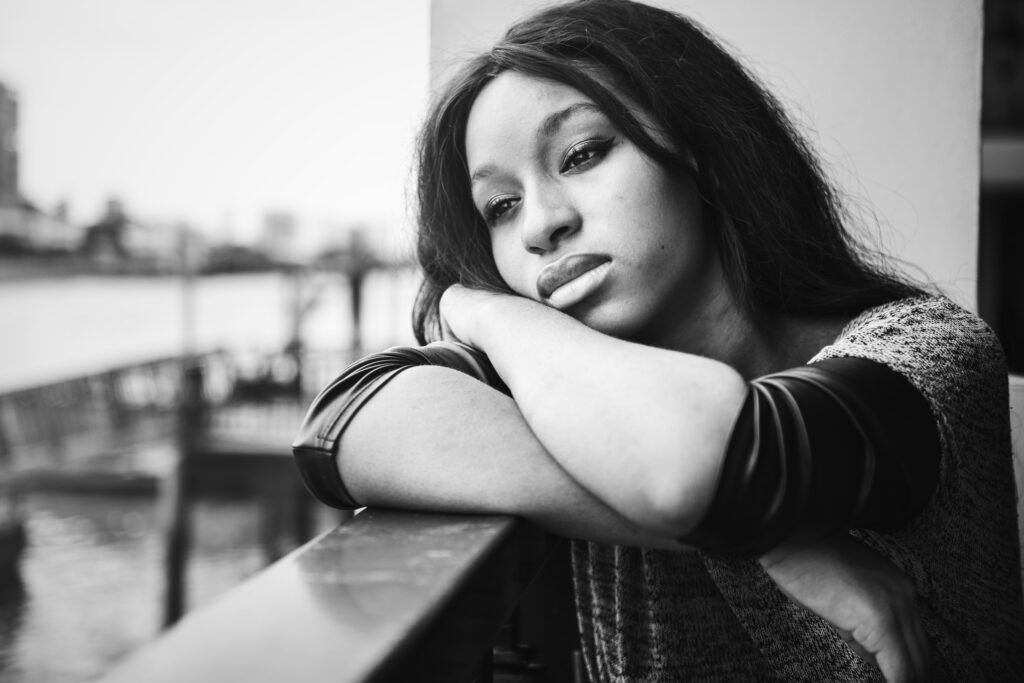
[470,101,603,185]
[538,102,602,140]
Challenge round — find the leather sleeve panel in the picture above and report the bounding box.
[684,356,940,556]
[290,342,506,509]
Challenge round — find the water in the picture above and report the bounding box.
[0,269,420,392]
[0,491,339,683]
[0,270,418,681]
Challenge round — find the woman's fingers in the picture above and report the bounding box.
[901,595,932,681]
[438,285,536,347]
[868,621,913,682]
[438,285,470,343]
[849,582,930,682]
[760,535,932,682]
[837,627,877,669]
[872,629,926,683]
[439,284,494,345]
[845,545,930,683]
[438,311,459,342]
[891,577,930,681]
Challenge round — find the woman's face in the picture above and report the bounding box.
[465,71,727,343]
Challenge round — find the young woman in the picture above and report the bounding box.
[292,1,1024,680]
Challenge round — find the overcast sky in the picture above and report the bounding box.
[0,0,430,252]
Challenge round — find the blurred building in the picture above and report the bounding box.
[82,198,208,271]
[261,211,299,264]
[82,198,133,259]
[0,82,79,253]
[0,82,18,205]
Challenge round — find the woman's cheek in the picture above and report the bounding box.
[504,270,535,301]
[492,248,532,299]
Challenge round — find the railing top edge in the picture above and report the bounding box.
[99,510,553,683]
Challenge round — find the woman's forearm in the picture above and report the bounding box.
[338,364,682,549]
[449,291,748,538]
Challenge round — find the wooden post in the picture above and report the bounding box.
[287,266,305,398]
[0,396,25,590]
[348,269,364,357]
[162,357,204,627]
[0,399,12,464]
[339,228,372,359]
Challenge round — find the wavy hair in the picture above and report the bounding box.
[411,0,922,343]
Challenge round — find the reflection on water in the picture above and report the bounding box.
[0,492,333,683]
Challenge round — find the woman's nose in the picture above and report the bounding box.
[520,186,581,254]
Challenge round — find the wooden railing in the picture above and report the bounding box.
[98,509,582,683]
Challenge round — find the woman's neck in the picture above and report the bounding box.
[645,290,852,380]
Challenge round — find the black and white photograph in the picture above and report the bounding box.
[0,1,1022,681]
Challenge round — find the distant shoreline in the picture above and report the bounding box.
[0,256,284,282]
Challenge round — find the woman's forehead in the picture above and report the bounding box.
[465,73,606,171]
[464,69,676,177]
[467,73,600,138]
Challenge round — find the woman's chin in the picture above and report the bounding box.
[569,302,649,339]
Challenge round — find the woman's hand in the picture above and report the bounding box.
[438,284,555,349]
[759,534,931,682]
[438,284,513,347]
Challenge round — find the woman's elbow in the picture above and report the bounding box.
[626,358,741,532]
[622,395,742,538]
[635,456,722,538]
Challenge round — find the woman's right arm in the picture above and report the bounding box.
[336,363,679,549]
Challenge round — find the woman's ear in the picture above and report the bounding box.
[681,148,720,194]
[708,167,721,191]
[688,152,720,192]
[683,148,699,175]
[683,152,719,208]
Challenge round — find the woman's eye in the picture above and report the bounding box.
[484,195,518,224]
[561,138,613,173]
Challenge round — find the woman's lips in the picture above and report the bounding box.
[536,253,612,309]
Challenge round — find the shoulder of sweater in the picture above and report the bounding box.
[821,295,1003,368]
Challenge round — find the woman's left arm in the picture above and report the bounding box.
[442,286,933,682]
[440,285,747,539]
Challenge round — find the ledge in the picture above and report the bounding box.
[99,509,565,683]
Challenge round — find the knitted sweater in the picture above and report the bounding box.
[571,296,1024,681]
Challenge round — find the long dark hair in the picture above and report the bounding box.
[412,0,923,343]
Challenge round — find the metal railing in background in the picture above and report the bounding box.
[0,347,361,481]
[0,354,195,476]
